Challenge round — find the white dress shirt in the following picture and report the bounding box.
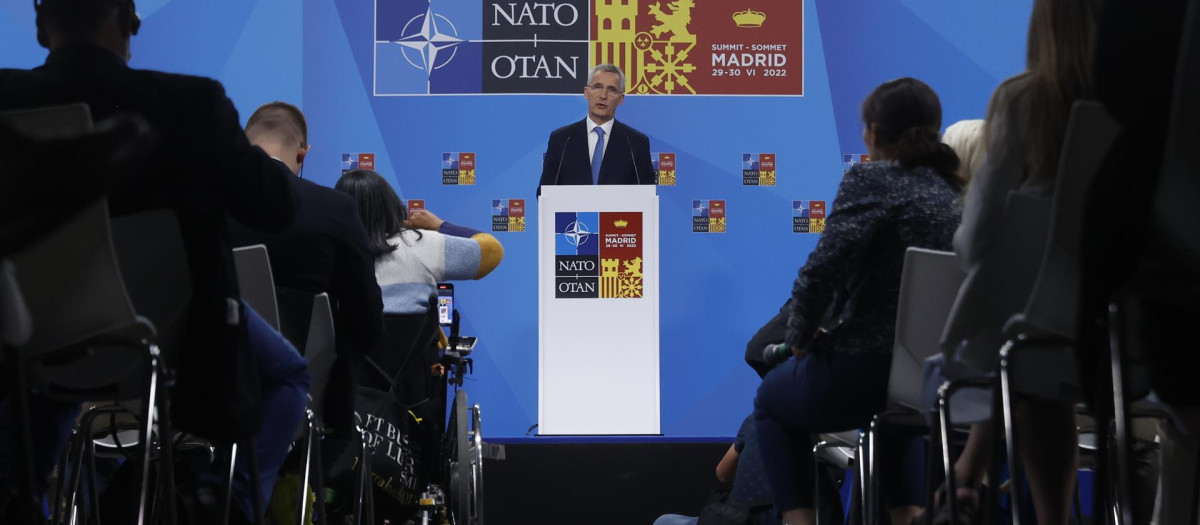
[586,116,615,164]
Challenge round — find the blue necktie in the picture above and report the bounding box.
[590,126,605,185]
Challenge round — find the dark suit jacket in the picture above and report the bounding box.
[0,44,297,437]
[538,118,656,189]
[229,177,383,358]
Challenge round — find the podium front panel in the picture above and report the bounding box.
[538,185,660,435]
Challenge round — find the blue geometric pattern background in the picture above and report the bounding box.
[1,0,1032,438]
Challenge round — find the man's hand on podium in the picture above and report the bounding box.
[407,209,444,231]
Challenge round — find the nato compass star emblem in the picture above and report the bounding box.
[395,4,463,76]
[563,221,591,247]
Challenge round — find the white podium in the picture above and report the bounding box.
[537,185,660,435]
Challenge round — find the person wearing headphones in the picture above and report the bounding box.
[537,63,657,190]
[0,1,307,523]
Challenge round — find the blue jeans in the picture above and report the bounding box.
[754,351,925,513]
[209,302,310,520]
[0,303,308,522]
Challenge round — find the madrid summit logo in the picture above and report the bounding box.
[442,152,476,185]
[793,200,826,233]
[743,153,776,186]
[653,152,676,186]
[374,0,802,96]
[692,200,725,233]
[492,199,525,232]
[342,153,375,174]
[555,212,643,299]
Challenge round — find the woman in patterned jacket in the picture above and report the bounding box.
[754,77,964,525]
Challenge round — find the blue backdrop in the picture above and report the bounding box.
[1,0,1032,438]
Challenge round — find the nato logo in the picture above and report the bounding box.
[442,153,459,170]
[742,154,760,171]
[375,0,588,95]
[555,212,598,256]
[554,211,599,297]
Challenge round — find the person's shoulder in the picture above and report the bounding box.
[130,67,228,100]
[845,160,899,181]
[549,119,583,137]
[298,178,361,218]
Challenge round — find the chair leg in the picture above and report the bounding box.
[134,363,161,525]
[152,349,178,525]
[299,415,314,525]
[868,417,880,525]
[223,443,239,525]
[812,441,852,525]
[999,344,1022,525]
[311,426,328,525]
[986,387,1005,525]
[87,430,102,525]
[50,426,77,525]
[924,408,941,525]
[66,426,89,525]
[857,432,870,525]
[1108,303,1134,525]
[937,382,959,525]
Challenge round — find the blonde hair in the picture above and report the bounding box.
[942,119,986,184]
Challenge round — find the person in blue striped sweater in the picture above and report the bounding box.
[334,169,504,315]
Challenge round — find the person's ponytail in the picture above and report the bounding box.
[894,126,962,188]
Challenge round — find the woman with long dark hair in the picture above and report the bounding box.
[935,1,1103,524]
[334,169,503,314]
[754,77,963,525]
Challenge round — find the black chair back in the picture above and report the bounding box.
[111,209,193,365]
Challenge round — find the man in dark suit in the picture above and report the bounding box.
[538,63,656,189]
[228,101,383,464]
[0,1,308,522]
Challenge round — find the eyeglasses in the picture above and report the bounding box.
[586,84,623,96]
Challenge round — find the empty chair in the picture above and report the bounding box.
[276,289,336,525]
[232,245,281,330]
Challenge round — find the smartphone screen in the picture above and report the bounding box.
[437,283,454,326]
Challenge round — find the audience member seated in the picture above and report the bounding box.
[0,1,309,522]
[1081,0,1198,522]
[334,169,504,316]
[654,415,786,525]
[935,1,1101,524]
[753,77,964,525]
[941,119,986,186]
[228,101,383,465]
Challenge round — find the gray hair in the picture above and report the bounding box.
[586,63,626,92]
